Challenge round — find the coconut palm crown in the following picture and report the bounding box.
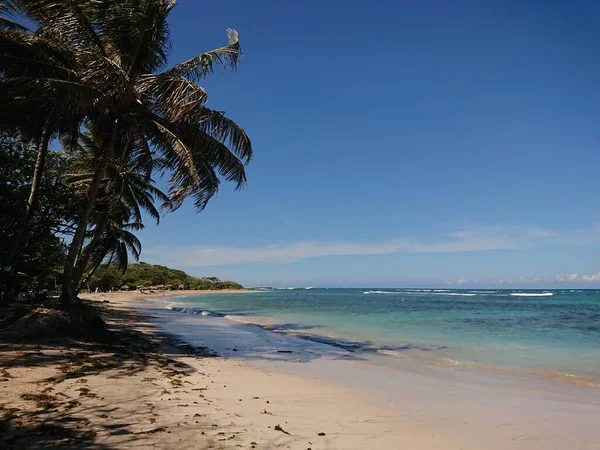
[0,0,253,303]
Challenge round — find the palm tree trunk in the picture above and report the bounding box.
[72,223,105,295]
[61,126,118,306]
[0,125,51,300]
[81,258,104,290]
[61,158,108,305]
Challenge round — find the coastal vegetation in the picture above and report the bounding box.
[0,0,251,310]
[86,262,243,292]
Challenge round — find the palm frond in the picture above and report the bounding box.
[163,28,240,81]
[0,30,75,75]
[0,1,27,31]
[116,0,173,77]
[15,0,107,56]
[135,74,208,123]
[175,121,247,189]
[0,15,27,31]
[148,118,222,210]
[192,107,253,163]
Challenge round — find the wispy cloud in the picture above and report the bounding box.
[448,271,600,286]
[581,272,600,282]
[554,272,600,283]
[144,225,560,267]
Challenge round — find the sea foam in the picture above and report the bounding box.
[363,290,402,295]
[510,292,554,297]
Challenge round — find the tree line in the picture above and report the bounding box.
[0,0,252,305]
[87,262,243,293]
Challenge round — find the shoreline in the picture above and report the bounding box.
[99,291,600,448]
[142,289,600,388]
[82,288,259,303]
[2,291,600,449]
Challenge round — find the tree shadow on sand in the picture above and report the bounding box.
[0,299,218,449]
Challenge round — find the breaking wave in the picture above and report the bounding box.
[510,292,554,297]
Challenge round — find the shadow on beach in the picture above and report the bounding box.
[0,300,219,449]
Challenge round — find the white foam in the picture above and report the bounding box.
[364,290,402,295]
[436,292,477,297]
[224,314,255,324]
[510,292,554,297]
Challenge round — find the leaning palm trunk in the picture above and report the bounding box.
[0,124,51,299]
[61,130,116,305]
[61,160,107,304]
[80,258,104,292]
[71,222,105,295]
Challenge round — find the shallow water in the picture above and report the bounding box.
[166,288,600,382]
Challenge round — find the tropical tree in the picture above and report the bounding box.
[0,134,78,300]
[1,0,253,305]
[64,128,169,294]
[79,219,144,291]
[0,0,95,294]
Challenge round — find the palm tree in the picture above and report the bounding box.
[1,1,253,305]
[79,219,144,292]
[0,0,97,295]
[64,129,171,294]
[0,1,26,31]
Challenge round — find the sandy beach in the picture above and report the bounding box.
[2,290,599,449]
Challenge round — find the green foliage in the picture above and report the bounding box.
[0,134,79,290]
[1,2,253,303]
[86,262,243,292]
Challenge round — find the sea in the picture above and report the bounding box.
[163,288,600,385]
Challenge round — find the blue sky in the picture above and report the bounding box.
[139,0,600,288]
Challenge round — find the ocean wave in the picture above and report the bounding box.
[363,290,402,295]
[167,305,227,318]
[510,292,554,297]
[365,290,477,296]
[167,306,205,314]
[438,358,480,367]
[433,289,451,292]
[432,292,477,297]
[223,314,255,324]
[377,349,405,357]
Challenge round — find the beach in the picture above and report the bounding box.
[1,289,598,449]
[3,2,599,449]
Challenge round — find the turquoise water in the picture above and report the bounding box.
[169,288,600,380]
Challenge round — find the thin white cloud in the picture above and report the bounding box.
[143,225,557,267]
[581,272,600,282]
[552,272,600,283]
[451,271,599,286]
